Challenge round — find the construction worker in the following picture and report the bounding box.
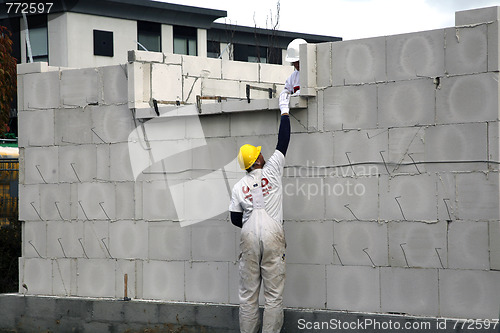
[283,38,306,95]
[228,39,303,333]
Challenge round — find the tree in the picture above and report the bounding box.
[0,25,17,134]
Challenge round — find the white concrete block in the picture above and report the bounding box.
[22,258,52,295]
[386,29,445,81]
[115,182,135,220]
[332,129,388,169]
[77,182,116,220]
[286,132,334,166]
[58,145,97,183]
[54,107,93,145]
[259,63,294,85]
[18,110,55,147]
[229,110,278,137]
[39,184,71,221]
[381,267,438,316]
[490,221,500,270]
[129,50,163,63]
[324,176,379,221]
[222,60,258,82]
[23,221,47,258]
[378,79,436,128]
[228,261,239,305]
[332,37,386,85]
[91,105,135,144]
[436,73,498,124]
[52,258,76,296]
[127,61,151,109]
[96,145,110,181]
[283,178,325,221]
[283,264,326,308]
[316,42,333,87]
[201,78,241,99]
[19,184,41,221]
[488,121,499,168]
[199,114,231,138]
[24,146,58,184]
[380,174,437,222]
[148,221,191,260]
[77,258,115,297]
[487,21,500,72]
[83,221,110,259]
[439,269,500,319]
[456,6,500,25]
[115,259,136,299]
[388,221,447,269]
[332,221,388,266]
[191,220,237,261]
[182,55,221,79]
[182,76,202,104]
[109,143,134,181]
[448,221,489,270]
[142,181,177,221]
[323,85,377,131]
[164,53,182,65]
[109,220,148,259]
[17,61,49,75]
[445,26,487,76]
[47,221,84,258]
[388,127,426,174]
[424,123,488,172]
[185,262,229,303]
[23,71,60,109]
[284,221,333,264]
[142,260,185,301]
[437,173,457,221]
[151,63,182,102]
[456,172,499,221]
[326,265,380,312]
[299,43,317,96]
[61,68,99,107]
[100,65,128,105]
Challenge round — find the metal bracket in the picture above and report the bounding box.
[246,84,276,103]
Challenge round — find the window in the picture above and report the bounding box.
[173,26,197,56]
[26,15,48,62]
[234,44,267,63]
[137,21,161,52]
[93,30,114,57]
[207,41,220,59]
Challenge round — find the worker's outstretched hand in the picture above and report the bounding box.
[279,90,290,115]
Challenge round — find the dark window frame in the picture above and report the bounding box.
[93,29,114,57]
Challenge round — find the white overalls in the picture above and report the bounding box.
[230,151,286,333]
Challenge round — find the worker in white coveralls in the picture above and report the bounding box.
[229,38,306,333]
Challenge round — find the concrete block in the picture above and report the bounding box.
[142,181,177,221]
[124,301,159,324]
[58,145,97,183]
[115,182,135,220]
[228,261,239,305]
[109,143,134,181]
[448,221,489,269]
[182,54,221,79]
[326,265,380,312]
[182,76,202,103]
[380,174,437,222]
[22,258,53,295]
[23,221,47,258]
[91,105,135,144]
[323,85,377,131]
[191,220,237,261]
[17,61,49,75]
[77,259,116,297]
[127,61,151,109]
[163,53,182,65]
[23,71,60,109]
[381,268,439,317]
[128,50,163,63]
[18,109,55,147]
[199,114,230,138]
[52,258,76,296]
[487,21,500,72]
[316,42,333,87]
[283,264,326,308]
[437,173,457,221]
[490,221,500,270]
[91,299,124,322]
[77,182,116,220]
[445,26,487,75]
[456,172,499,221]
[201,78,241,99]
[115,259,137,299]
[456,6,500,25]
[299,43,317,96]
[324,176,379,221]
[439,269,500,319]
[55,107,93,146]
[436,73,498,124]
[148,221,191,260]
[151,63,182,102]
[378,79,436,128]
[283,178,325,221]
[61,68,99,107]
[109,220,148,259]
[284,221,333,264]
[83,221,110,259]
[488,121,499,169]
[222,60,258,82]
[388,127,426,174]
[386,29,445,81]
[19,184,41,221]
[142,260,184,301]
[259,62,293,85]
[332,36,386,85]
[100,65,128,105]
[229,110,278,137]
[286,132,334,166]
[388,221,447,269]
[332,129,388,170]
[39,183,71,221]
[47,221,84,258]
[185,262,229,303]
[332,221,388,266]
[24,146,58,184]
[97,145,110,181]
[424,123,488,172]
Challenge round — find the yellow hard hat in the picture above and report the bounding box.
[237,144,261,170]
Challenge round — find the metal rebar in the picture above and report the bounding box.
[394,196,407,221]
[407,153,422,174]
[35,165,47,184]
[78,238,89,259]
[101,238,113,259]
[30,202,43,220]
[379,151,391,176]
[344,204,360,221]
[70,163,82,182]
[58,238,67,258]
[435,248,445,269]
[99,202,111,220]
[78,201,90,220]
[28,240,42,258]
[443,198,452,222]
[345,152,357,176]
[91,127,106,143]
[54,202,64,220]
[400,243,409,267]
[362,248,376,268]
[332,244,344,266]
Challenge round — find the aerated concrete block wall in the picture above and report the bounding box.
[17,6,500,321]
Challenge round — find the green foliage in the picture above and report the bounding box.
[0,26,17,133]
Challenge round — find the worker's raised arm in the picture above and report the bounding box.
[276,90,291,156]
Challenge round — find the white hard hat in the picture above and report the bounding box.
[285,38,307,62]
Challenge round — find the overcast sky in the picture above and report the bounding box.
[159,0,500,40]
